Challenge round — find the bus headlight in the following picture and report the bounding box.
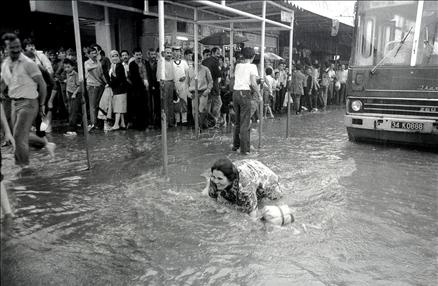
[351,100,363,111]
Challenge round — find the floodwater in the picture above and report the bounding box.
[1,107,437,286]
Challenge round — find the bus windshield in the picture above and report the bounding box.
[353,1,438,67]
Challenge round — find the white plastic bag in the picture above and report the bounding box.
[98,86,113,120]
[261,205,294,226]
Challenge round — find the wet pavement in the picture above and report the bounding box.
[1,107,437,286]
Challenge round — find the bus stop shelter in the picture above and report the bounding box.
[70,0,295,175]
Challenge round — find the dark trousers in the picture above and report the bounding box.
[292,94,301,113]
[67,91,82,130]
[310,89,319,110]
[232,90,252,154]
[161,81,175,126]
[339,83,347,104]
[151,85,161,128]
[87,85,104,126]
[276,86,286,112]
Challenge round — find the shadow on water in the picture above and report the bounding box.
[1,107,437,285]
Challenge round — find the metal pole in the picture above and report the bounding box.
[230,23,234,76]
[72,0,92,169]
[286,16,294,138]
[104,1,111,55]
[80,0,232,31]
[258,0,266,149]
[194,0,291,29]
[411,0,424,67]
[194,8,200,139]
[158,0,168,177]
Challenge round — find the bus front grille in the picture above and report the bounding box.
[348,97,438,118]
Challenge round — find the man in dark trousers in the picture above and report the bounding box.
[1,33,48,167]
[128,48,150,130]
[146,48,160,129]
[202,47,222,125]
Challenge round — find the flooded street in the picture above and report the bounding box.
[1,107,437,286]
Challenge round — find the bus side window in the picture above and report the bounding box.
[356,17,375,66]
[362,19,374,57]
[417,1,438,65]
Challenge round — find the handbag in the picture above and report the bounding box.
[261,205,294,226]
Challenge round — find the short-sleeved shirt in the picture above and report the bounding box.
[85,58,105,87]
[233,63,259,91]
[1,53,41,99]
[66,70,80,93]
[337,69,348,84]
[156,58,174,81]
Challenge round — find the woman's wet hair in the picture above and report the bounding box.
[211,158,238,182]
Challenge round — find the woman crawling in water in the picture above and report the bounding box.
[205,158,284,218]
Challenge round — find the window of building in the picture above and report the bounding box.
[177,21,187,33]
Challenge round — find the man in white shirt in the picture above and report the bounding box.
[336,64,348,104]
[157,46,176,127]
[326,63,336,104]
[1,33,47,167]
[232,47,261,155]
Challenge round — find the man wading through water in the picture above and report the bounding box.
[1,33,51,169]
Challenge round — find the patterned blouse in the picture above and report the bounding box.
[208,159,282,214]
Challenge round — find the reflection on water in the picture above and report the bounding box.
[1,108,437,285]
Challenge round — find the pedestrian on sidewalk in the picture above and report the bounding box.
[288,64,306,115]
[336,64,348,104]
[157,46,175,128]
[108,50,128,130]
[172,46,189,127]
[84,47,105,131]
[129,48,150,130]
[187,53,213,130]
[202,47,223,124]
[64,58,82,135]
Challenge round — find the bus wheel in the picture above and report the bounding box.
[348,132,356,142]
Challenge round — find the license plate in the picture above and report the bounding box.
[390,121,424,130]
